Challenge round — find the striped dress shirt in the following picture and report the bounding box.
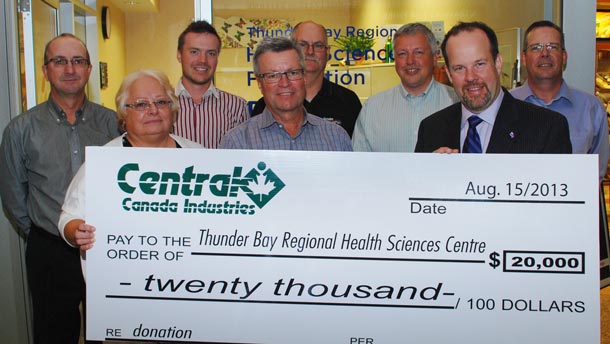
[174,79,248,148]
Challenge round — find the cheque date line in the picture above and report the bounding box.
[410,201,447,214]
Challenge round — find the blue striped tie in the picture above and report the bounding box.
[463,115,483,153]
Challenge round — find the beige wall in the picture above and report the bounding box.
[97,0,127,109]
[113,0,546,105]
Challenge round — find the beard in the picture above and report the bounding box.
[461,82,493,113]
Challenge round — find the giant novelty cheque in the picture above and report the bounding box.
[84,147,599,343]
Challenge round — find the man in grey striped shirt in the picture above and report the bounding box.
[352,23,459,152]
[219,37,352,151]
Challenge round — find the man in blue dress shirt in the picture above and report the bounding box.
[219,37,352,151]
[511,20,609,180]
[250,21,361,137]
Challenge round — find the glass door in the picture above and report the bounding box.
[19,0,59,109]
[19,0,100,109]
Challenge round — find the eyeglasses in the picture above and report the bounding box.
[257,69,305,84]
[45,57,90,67]
[125,99,173,112]
[526,42,562,53]
[296,41,328,52]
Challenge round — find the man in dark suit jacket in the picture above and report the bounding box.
[415,21,571,154]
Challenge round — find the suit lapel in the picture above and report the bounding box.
[487,90,519,153]
[446,104,462,150]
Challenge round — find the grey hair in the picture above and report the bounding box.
[115,69,178,131]
[253,36,305,75]
[393,23,438,54]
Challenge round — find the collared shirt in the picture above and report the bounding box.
[0,96,118,236]
[460,91,504,153]
[352,80,459,152]
[511,81,610,179]
[173,78,248,148]
[251,78,362,136]
[219,108,352,151]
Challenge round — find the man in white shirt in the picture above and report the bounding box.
[352,22,459,152]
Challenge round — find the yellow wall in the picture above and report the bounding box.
[117,0,545,105]
[350,0,544,32]
[32,0,58,106]
[213,1,355,104]
[97,0,127,110]
[124,0,194,86]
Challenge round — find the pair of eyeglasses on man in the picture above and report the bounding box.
[296,41,328,52]
[256,69,305,84]
[526,42,562,53]
[125,99,173,112]
[45,57,90,66]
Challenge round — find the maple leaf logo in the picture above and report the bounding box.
[243,162,285,208]
[247,173,277,204]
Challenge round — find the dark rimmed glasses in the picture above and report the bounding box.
[45,57,90,67]
[256,69,305,84]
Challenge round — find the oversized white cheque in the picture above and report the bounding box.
[85,148,600,343]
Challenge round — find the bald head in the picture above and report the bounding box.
[293,21,328,46]
[43,33,90,64]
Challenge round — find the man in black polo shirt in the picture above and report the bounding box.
[251,20,362,136]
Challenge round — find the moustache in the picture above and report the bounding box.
[461,82,490,95]
[464,81,486,88]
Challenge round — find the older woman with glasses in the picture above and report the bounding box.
[58,69,201,252]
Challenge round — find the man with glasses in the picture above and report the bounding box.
[511,20,609,179]
[352,22,459,152]
[251,20,362,137]
[219,37,351,151]
[174,20,248,148]
[0,34,118,343]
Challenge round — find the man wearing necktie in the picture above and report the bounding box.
[414,21,572,154]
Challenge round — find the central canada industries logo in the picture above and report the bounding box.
[117,161,285,209]
[242,162,285,208]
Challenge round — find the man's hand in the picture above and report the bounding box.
[433,147,459,154]
[74,223,96,252]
